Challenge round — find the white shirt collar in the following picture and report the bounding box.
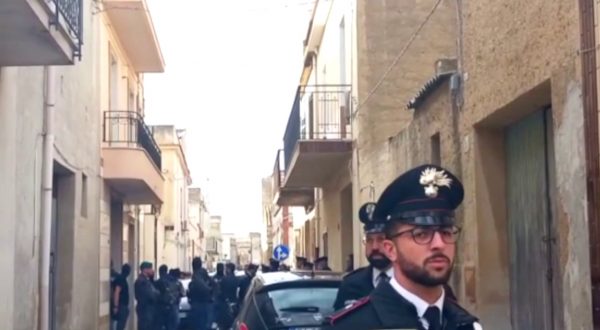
[372,267,394,287]
[389,277,444,327]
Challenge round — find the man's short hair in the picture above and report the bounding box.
[385,221,402,239]
[140,261,153,270]
[121,263,131,273]
[159,264,168,275]
[192,257,203,271]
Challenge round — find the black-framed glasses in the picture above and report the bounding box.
[389,226,462,245]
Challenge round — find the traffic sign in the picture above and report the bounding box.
[273,244,290,261]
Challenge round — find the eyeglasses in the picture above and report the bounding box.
[389,226,461,245]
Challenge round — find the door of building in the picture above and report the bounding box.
[506,108,557,329]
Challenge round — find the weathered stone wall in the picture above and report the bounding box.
[354,0,593,329]
[460,0,589,329]
[355,0,457,197]
[0,1,103,327]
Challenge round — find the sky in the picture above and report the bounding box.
[143,0,314,236]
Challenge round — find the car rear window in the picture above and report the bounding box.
[254,286,338,329]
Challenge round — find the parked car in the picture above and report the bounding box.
[233,271,342,330]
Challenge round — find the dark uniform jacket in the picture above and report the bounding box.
[188,271,211,304]
[221,274,239,302]
[333,266,459,311]
[328,281,479,330]
[333,266,375,310]
[238,273,254,303]
[134,274,160,329]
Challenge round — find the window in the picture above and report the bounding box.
[339,17,347,84]
[255,286,339,328]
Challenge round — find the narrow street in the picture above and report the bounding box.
[0,0,599,329]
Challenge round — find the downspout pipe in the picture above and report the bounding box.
[579,0,600,326]
[39,66,56,330]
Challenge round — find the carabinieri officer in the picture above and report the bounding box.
[329,165,481,330]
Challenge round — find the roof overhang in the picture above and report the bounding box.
[104,0,165,73]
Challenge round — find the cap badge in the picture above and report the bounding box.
[366,203,376,221]
[419,167,452,198]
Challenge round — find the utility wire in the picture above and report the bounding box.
[354,0,444,114]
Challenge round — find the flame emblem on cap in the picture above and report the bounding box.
[366,203,376,221]
[419,167,452,198]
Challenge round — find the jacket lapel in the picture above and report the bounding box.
[364,266,374,291]
[370,281,423,329]
[442,297,478,330]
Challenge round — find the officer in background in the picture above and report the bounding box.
[134,261,160,330]
[156,265,180,330]
[269,258,281,271]
[188,257,211,330]
[219,263,239,327]
[111,264,131,330]
[295,256,307,270]
[168,268,186,329]
[329,165,481,329]
[315,256,332,271]
[333,202,393,310]
[238,263,258,304]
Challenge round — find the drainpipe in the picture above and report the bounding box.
[39,66,56,330]
[579,0,600,326]
[0,67,18,330]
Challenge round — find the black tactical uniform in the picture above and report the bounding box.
[134,272,160,330]
[221,272,239,303]
[329,281,478,330]
[219,270,239,327]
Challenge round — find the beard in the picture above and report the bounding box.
[397,250,452,286]
[367,252,391,270]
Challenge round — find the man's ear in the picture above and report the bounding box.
[382,239,398,262]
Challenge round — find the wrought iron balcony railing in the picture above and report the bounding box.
[273,149,285,191]
[48,0,84,59]
[103,111,162,170]
[44,0,83,60]
[282,84,352,170]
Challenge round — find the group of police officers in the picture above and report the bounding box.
[327,164,482,330]
[131,257,243,330]
[129,164,483,330]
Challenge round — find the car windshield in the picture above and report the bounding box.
[255,286,338,328]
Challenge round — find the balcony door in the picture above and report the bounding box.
[109,50,121,143]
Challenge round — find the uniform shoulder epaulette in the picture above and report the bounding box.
[329,296,370,325]
[343,266,367,279]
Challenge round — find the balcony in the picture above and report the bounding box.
[273,149,315,207]
[206,237,221,254]
[103,0,164,72]
[102,111,163,204]
[0,0,83,66]
[281,85,353,188]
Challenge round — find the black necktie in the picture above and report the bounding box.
[376,272,389,285]
[423,306,441,330]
